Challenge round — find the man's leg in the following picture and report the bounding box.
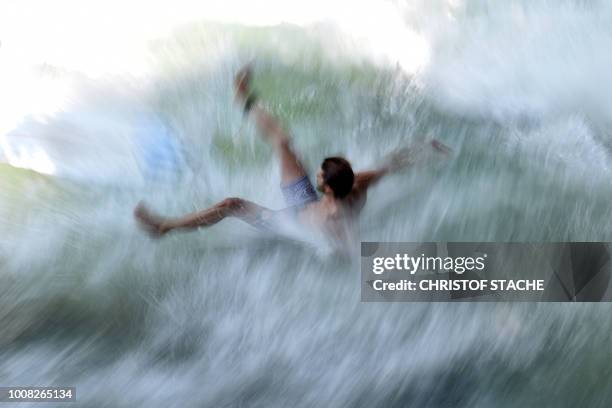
[235,68,307,185]
[258,120,307,185]
[134,198,272,236]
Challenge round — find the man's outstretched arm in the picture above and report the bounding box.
[234,67,308,185]
[354,139,452,192]
[353,147,412,193]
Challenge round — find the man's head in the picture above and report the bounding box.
[316,157,354,198]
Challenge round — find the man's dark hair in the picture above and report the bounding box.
[321,157,354,198]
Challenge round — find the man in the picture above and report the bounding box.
[134,67,450,245]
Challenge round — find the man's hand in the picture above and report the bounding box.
[387,138,452,172]
[430,138,452,155]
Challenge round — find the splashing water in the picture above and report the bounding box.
[2,0,612,406]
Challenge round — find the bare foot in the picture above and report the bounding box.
[134,202,169,237]
[234,65,252,101]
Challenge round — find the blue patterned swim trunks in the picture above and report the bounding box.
[250,176,318,231]
[281,175,319,208]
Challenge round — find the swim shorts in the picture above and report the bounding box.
[250,175,318,231]
[281,175,319,208]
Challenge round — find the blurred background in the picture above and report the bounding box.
[2,0,612,406]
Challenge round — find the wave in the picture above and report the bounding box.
[2,1,612,406]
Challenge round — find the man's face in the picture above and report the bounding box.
[316,168,325,192]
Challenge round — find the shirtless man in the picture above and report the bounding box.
[134,67,450,243]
